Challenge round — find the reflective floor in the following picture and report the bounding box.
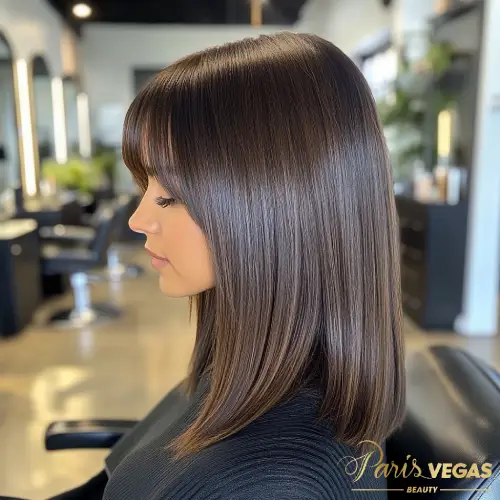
[0,247,499,499]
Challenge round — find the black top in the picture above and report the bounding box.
[103,378,386,500]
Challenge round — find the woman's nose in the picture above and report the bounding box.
[128,204,160,235]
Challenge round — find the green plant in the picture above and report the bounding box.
[377,40,458,177]
[378,88,425,129]
[42,156,104,193]
[424,41,454,76]
[91,151,116,177]
[92,143,118,183]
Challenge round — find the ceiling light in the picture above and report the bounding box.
[72,3,92,19]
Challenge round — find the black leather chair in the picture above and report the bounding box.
[3,345,500,499]
[385,345,500,499]
[41,199,122,327]
[93,193,145,281]
[40,194,144,282]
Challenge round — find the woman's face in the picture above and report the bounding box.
[129,177,215,297]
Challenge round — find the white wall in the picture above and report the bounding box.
[295,0,332,38]
[322,0,393,55]
[0,0,66,75]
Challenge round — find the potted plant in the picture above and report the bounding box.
[42,155,105,194]
[377,40,460,181]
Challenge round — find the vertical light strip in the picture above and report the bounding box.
[77,92,91,158]
[16,59,37,197]
[51,77,68,163]
[437,109,452,161]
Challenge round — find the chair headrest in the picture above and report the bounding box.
[386,346,500,499]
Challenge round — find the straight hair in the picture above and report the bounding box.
[123,32,405,458]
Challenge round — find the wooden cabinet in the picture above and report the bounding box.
[0,219,42,337]
[396,196,468,330]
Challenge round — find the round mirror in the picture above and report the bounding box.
[0,31,21,201]
[31,55,55,163]
[63,75,79,156]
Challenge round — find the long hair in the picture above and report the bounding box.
[123,32,405,458]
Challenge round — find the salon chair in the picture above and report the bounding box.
[3,345,500,500]
[91,193,144,282]
[40,194,144,282]
[41,199,122,327]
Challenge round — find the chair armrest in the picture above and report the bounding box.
[45,419,139,450]
[39,224,95,244]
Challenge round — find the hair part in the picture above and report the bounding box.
[123,32,405,458]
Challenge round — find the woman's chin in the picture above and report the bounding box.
[158,274,215,297]
[158,274,183,297]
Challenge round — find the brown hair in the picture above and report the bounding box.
[123,32,405,458]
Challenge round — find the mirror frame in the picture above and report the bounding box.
[0,30,24,199]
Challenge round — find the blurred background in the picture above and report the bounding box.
[0,0,499,498]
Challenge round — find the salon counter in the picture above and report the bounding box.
[396,196,468,330]
[0,191,91,226]
[0,219,41,337]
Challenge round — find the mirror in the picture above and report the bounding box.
[0,31,21,203]
[31,55,55,164]
[63,76,79,156]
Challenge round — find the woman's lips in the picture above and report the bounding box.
[144,247,170,270]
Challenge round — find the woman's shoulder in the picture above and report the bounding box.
[176,433,386,500]
[104,387,387,500]
[172,389,387,499]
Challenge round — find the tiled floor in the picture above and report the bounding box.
[0,247,499,499]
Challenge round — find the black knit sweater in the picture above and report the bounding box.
[103,379,386,500]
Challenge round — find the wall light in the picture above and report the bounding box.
[51,77,68,163]
[77,92,92,158]
[16,59,37,197]
[72,3,92,19]
[437,109,452,161]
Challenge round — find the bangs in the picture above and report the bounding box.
[122,70,184,200]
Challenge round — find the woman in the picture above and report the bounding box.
[105,32,405,500]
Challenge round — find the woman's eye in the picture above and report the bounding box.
[154,196,175,208]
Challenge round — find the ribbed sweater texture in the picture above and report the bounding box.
[103,380,386,500]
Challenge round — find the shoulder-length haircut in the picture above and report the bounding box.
[123,32,405,457]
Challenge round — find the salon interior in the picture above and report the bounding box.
[0,0,500,498]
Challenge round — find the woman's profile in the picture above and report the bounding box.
[104,31,406,500]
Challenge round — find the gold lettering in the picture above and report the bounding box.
[339,441,384,482]
[411,458,432,479]
[441,463,453,478]
[374,463,391,478]
[428,463,442,478]
[342,448,495,485]
[481,463,493,478]
[466,464,480,479]
[453,463,467,478]
[389,462,404,478]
